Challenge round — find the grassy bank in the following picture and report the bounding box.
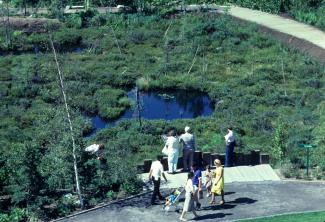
[237,211,325,222]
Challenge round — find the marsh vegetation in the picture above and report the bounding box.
[1,8,325,220]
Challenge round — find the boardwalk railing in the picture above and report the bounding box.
[137,150,270,173]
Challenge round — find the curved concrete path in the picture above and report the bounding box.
[61,181,325,222]
[185,4,325,62]
[225,6,325,50]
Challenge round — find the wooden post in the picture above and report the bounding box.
[260,153,270,164]
[202,152,211,167]
[162,157,168,171]
[218,153,225,166]
[194,151,202,167]
[244,153,251,165]
[143,159,152,173]
[250,150,261,165]
[177,156,183,170]
[210,153,219,167]
[235,152,245,166]
[136,164,144,173]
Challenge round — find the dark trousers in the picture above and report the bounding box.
[151,177,163,204]
[225,142,235,167]
[183,149,194,171]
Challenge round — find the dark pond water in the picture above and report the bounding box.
[87,88,214,136]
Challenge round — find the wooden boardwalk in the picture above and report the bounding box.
[141,164,280,189]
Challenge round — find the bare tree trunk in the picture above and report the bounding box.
[110,26,122,57]
[49,37,84,209]
[135,86,142,130]
[281,58,287,97]
[24,0,27,16]
[187,46,199,75]
[2,1,11,47]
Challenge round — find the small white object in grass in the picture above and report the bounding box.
[85,144,100,153]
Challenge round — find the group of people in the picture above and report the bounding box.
[149,155,225,221]
[163,126,196,174]
[179,159,225,221]
[149,126,236,221]
[163,126,236,174]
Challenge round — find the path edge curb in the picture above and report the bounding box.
[51,190,152,222]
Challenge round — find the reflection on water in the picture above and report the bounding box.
[87,89,214,136]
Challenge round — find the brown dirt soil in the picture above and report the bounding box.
[0,17,60,33]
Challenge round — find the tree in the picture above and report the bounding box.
[271,120,287,163]
[1,0,11,47]
[312,101,325,170]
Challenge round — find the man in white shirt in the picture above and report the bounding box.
[179,126,196,172]
[149,155,167,205]
[224,127,236,167]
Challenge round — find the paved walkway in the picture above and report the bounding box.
[185,4,325,62]
[141,165,280,189]
[61,181,325,222]
[223,6,325,50]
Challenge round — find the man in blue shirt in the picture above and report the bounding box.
[191,164,202,209]
[225,127,236,167]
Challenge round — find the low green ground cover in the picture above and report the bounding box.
[1,11,325,220]
[237,211,325,222]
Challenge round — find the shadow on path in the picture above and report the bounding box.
[194,213,233,220]
[228,197,257,205]
[202,203,236,211]
[201,197,257,211]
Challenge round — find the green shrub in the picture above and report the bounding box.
[120,178,143,195]
[128,30,147,44]
[106,190,118,201]
[280,159,299,178]
[53,29,82,49]
[65,14,83,29]
[0,208,31,222]
[136,77,151,90]
[90,14,108,27]
[57,194,78,217]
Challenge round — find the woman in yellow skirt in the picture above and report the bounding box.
[210,159,225,205]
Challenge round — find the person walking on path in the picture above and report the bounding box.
[149,155,167,205]
[210,159,225,205]
[179,126,196,172]
[179,172,199,221]
[224,127,236,167]
[204,165,212,197]
[164,129,180,174]
[191,164,202,209]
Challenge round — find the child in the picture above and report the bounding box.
[204,165,212,197]
[205,165,212,197]
[164,189,179,209]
